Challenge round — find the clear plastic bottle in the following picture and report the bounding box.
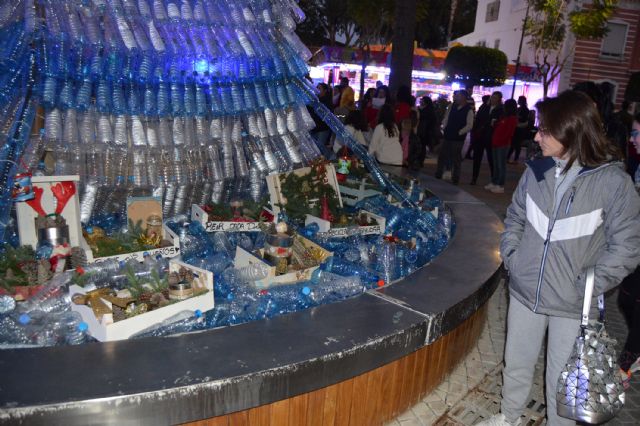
[0,295,16,315]
[236,262,269,282]
[0,315,31,346]
[18,273,72,313]
[74,258,122,287]
[308,271,364,304]
[130,309,204,338]
[211,231,234,256]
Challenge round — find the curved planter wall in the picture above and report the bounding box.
[0,169,504,425]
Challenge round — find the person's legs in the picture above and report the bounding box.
[472,140,484,183]
[486,143,494,179]
[436,139,451,178]
[512,137,523,162]
[451,139,464,183]
[501,296,548,423]
[547,314,582,426]
[619,267,640,370]
[491,148,500,186]
[495,147,508,186]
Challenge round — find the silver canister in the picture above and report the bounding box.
[38,225,69,247]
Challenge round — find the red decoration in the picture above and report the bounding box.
[259,209,274,222]
[320,195,334,222]
[26,187,46,216]
[231,217,253,222]
[51,181,76,214]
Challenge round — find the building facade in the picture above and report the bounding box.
[454,0,640,107]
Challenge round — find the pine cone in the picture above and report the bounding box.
[69,246,88,269]
[112,305,126,322]
[137,292,152,304]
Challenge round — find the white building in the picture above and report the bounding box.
[453,0,640,107]
[455,0,531,66]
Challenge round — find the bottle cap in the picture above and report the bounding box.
[194,309,202,318]
[75,266,85,275]
[78,322,88,332]
[301,286,311,295]
[18,313,31,325]
[377,279,385,287]
[0,295,16,314]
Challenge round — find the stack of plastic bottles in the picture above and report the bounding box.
[0,1,453,347]
[0,0,418,238]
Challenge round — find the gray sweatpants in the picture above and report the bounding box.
[502,295,580,426]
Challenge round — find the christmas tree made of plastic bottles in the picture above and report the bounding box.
[0,0,414,240]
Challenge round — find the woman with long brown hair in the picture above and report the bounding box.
[477,90,640,426]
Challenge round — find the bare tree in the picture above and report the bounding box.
[525,0,616,98]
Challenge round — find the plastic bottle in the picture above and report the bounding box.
[0,315,32,346]
[308,271,364,304]
[52,311,89,345]
[236,263,269,282]
[0,295,16,315]
[18,273,73,313]
[205,303,230,328]
[130,309,204,338]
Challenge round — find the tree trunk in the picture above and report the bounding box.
[360,49,369,101]
[388,0,417,96]
[447,0,459,44]
[543,73,549,99]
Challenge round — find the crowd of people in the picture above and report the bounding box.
[309,77,546,193]
[310,78,640,195]
[309,77,441,169]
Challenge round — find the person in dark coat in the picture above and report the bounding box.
[435,90,474,184]
[417,96,437,161]
[507,96,530,163]
[471,91,503,185]
[309,83,333,147]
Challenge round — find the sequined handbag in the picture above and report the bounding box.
[556,268,625,424]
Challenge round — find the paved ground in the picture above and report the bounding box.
[387,151,640,425]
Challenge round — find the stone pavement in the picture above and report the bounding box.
[387,153,640,425]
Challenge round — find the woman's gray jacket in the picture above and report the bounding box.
[501,157,640,318]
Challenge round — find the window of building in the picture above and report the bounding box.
[601,22,627,58]
[485,1,500,23]
[477,40,487,47]
[494,39,501,49]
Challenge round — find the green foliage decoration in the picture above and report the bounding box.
[444,46,508,89]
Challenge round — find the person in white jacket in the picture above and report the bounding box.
[368,104,403,166]
[334,110,368,153]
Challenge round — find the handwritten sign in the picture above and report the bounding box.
[318,225,382,238]
[204,221,262,232]
[91,246,180,263]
